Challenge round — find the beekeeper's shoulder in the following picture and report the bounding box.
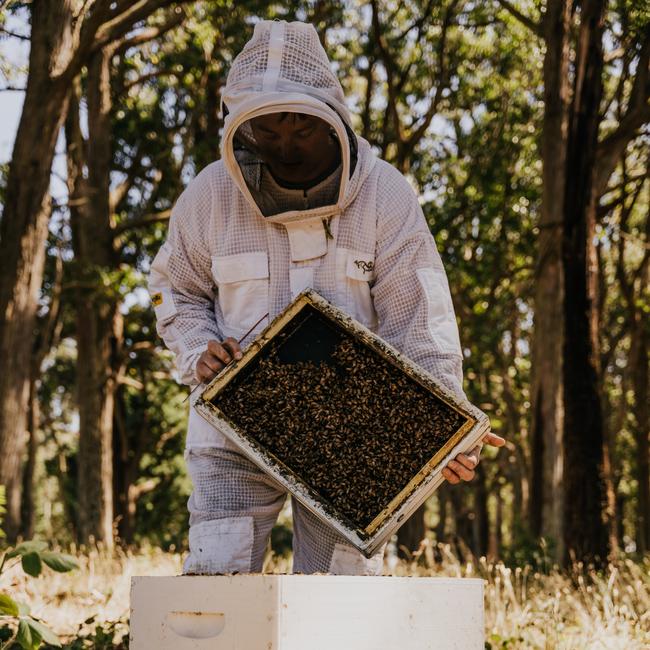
[174,159,233,222]
[372,159,420,218]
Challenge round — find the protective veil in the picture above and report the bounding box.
[148,20,467,575]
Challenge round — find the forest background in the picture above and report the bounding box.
[0,0,648,647]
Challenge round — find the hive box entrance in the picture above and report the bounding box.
[195,291,489,556]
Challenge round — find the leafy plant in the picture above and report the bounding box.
[0,541,78,650]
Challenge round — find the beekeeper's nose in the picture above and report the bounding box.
[279,136,293,160]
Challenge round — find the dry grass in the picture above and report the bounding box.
[2,541,649,648]
[392,541,650,650]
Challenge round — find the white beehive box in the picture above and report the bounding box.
[130,575,484,649]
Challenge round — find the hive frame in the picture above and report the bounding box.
[195,290,491,557]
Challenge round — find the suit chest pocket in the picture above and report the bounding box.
[211,252,269,335]
[336,248,378,329]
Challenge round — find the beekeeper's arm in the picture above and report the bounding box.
[147,186,229,385]
[371,164,468,403]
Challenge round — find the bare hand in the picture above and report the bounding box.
[441,432,506,485]
[196,338,243,383]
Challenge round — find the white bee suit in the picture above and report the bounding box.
[148,20,467,575]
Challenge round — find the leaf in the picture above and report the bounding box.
[6,541,48,559]
[17,601,31,616]
[21,552,42,578]
[16,618,41,650]
[0,592,19,616]
[40,552,78,573]
[24,617,60,647]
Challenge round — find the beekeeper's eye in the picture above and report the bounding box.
[296,126,316,138]
[255,127,279,140]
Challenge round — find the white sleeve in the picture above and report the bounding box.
[147,185,221,385]
[371,165,468,403]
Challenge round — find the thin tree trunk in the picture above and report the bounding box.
[67,47,124,547]
[397,504,427,558]
[631,301,649,553]
[562,0,609,563]
[528,0,571,562]
[19,379,39,540]
[434,488,448,543]
[472,464,489,557]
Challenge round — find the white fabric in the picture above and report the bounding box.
[185,516,254,575]
[328,543,384,576]
[148,20,466,428]
[183,446,385,575]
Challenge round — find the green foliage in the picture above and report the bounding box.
[0,542,78,649]
[42,618,128,650]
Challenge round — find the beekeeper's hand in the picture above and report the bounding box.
[196,338,243,383]
[441,432,506,484]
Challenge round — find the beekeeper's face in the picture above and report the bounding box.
[249,112,340,185]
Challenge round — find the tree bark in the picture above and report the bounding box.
[632,325,649,553]
[65,47,124,547]
[472,464,489,557]
[528,0,571,561]
[561,0,609,563]
[0,1,76,541]
[396,504,427,559]
[629,227,650,553]
[19,379,39,540]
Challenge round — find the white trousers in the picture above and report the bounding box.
[183,446,385,575]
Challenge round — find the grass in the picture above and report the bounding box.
[1,541,649,649]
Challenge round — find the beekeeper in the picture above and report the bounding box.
[148,19,505,575]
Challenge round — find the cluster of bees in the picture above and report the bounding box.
[215,336,467,530]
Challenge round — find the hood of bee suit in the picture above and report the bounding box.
[220,19,376,227]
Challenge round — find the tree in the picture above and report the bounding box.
[497,0,650,562]
[0,0,189,542]
[561,0,609,562]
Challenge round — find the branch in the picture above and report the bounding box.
[113,8,186,54]
[112,208,171,236]
[604,47,625,63]
[600,171,648,199]
[109,153,141,213]
[494,0,543,38]
[61,1,188,85]
[94,1,185,49]
[119,375,145,390]
[0,26,30,40]
[596,30,650,195]
[403,0,459,152]
[370,0,403,155]
[121,69,178,93]
[129,478,160,500]
[396,0,437,93]
[394,0,436,42]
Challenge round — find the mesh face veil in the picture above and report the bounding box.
[220,20,358,220]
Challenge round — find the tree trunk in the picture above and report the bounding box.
[66,47,123,546]
[631,306,649,553]
[472,464,489,557]
[434,488,448,543]
[0,2,76,541]
[528,0,571,562]
[561,0,609,563]
[396,504,427,558]
[19,377,39,540]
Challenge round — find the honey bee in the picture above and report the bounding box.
[213,323,468,530]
